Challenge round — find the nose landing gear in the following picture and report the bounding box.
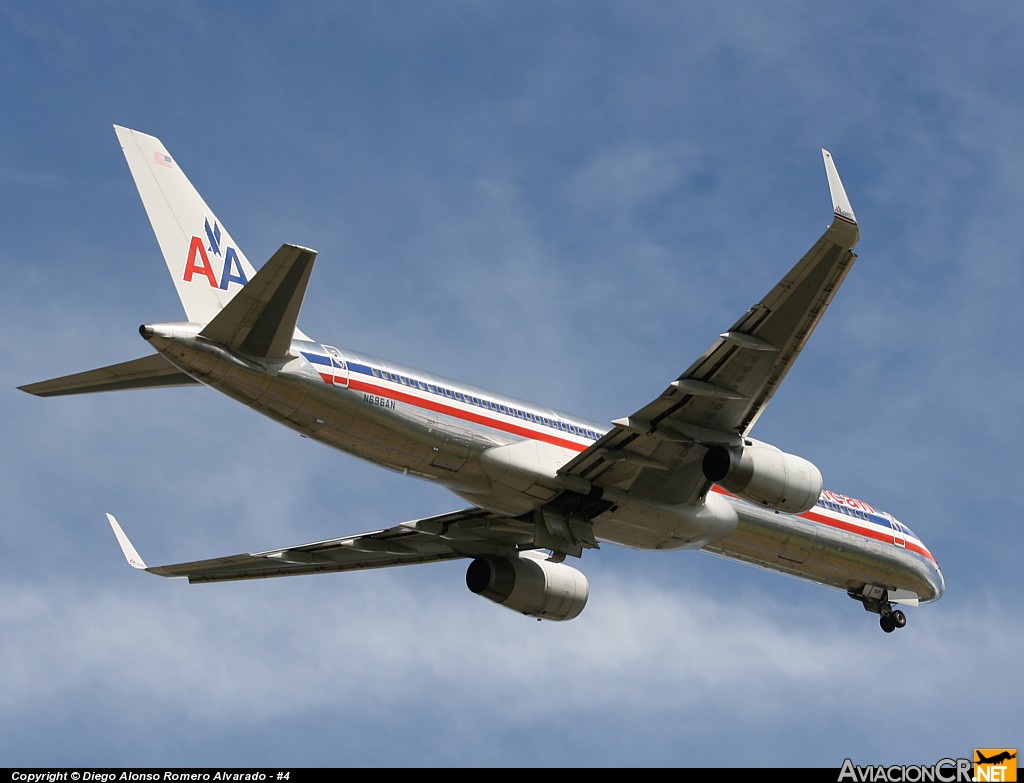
[849,586,909,633]
[878,608,907,633]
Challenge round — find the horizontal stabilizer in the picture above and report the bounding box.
[18,353,199,397]
[198,243,317,360]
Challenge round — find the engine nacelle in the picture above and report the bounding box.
[702,440,823,514]
[465,551,589,621]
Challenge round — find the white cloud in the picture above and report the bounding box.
[1,561,1017,766]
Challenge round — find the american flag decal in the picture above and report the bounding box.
[153,151,174,168]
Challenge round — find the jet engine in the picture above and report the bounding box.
[702,439,823,514]
[466,551,589,621]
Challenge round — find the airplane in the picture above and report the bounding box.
[976,752,1017,765]
[19,125,945,633]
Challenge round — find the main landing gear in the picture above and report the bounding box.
[848,586,909,633]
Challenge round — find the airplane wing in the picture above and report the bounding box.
[107,508,535,583]
[558,150,860,506]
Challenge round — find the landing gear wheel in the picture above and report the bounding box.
[892,609,907,628]
[880,615,896,633]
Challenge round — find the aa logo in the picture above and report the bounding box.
[974,749,1017,782]
[182,218,249,290]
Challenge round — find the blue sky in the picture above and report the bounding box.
[2,1,1021,769]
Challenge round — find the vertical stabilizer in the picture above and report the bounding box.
[114,125,260,326]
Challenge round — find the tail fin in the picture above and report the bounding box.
[114,125,262,326]
[18,128,316,399]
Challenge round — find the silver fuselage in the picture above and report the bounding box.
[146,324,945,605]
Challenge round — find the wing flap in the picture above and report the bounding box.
[107,507,533,584]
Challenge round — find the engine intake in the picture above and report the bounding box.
[466,551,589,621]
[702,440,823,514]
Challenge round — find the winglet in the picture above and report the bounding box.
[106,513,148,570]
[821,149,859,248]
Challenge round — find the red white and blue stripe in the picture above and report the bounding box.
[300,347,936,563]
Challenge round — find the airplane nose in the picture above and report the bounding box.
[929,561,946,602]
